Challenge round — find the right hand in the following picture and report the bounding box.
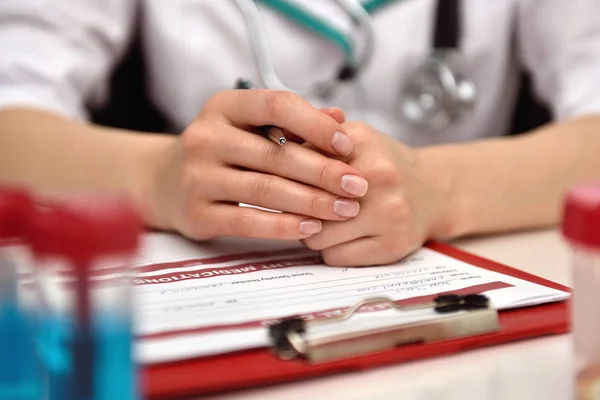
[143,90,369,241]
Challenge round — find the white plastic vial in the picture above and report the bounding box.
[562,183,600,400]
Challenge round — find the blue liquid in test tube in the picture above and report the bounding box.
[36,312,138,400]
[0,254,40,400]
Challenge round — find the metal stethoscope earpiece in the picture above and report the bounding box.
[399,50,476,132]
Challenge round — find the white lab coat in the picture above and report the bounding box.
[1,0,599,147]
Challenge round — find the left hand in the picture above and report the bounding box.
[302,122,454,267]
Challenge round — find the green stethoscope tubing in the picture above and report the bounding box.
[249,0,475,132]
[257,0,400,68]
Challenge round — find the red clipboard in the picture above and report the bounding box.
[140,242,571,399]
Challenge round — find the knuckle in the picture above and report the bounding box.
[316,160,336,186]
[394,197,412,220]
[386,196,411,220]
[264,142,294,169]
[202,94,218,113]
[273,215,292,239]
[317,160,338,188]
[368,159,399,184]
[180,127,198,150]
[182,207,213,241]
[204,91,227,111]
[223,174,242,200]
[373,195,410,223]
[181,123,212,152]
[250,177,277,205]
[230,210,255,236]
[308,191,329,216]
[345,122,370,142]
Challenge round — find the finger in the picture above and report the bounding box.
[284,107,345,144]
[320,237,400,267]
[206,204,323,240]
[212,170,360,221]
[302,217,367,251]
[320,107,346,124]
[216,127,368,198]
[300,141,331,157]
[208,89,354,156]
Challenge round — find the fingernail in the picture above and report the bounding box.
[333,199,360,218]
[300,219,322,235]
[341,174,368,197]
[331,131,353,156]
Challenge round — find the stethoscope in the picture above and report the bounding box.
[234,0,476,132]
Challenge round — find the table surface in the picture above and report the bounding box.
[202,228,575,400]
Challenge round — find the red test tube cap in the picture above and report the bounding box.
[562,183,600,249]
[27,195,144,263]
[0,185,34,240]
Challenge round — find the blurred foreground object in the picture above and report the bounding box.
[27,194,143,400]
[563,183,600,400]
[0,186,40,400]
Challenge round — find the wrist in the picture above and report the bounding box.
[415,144,470,240]
[128,133,178,231]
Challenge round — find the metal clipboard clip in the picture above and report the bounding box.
[269,294,500,364]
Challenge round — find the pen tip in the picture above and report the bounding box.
[279,137,287,145]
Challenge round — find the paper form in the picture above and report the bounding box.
[23,233,569,364]
[124,233,569,364]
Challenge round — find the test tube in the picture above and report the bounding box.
[562,183,600,400]
[0,186,40,400]
[27,195,143,400]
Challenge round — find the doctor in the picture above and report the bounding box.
[0,0,599,267]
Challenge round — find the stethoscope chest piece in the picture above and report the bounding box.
[398,50,476,133]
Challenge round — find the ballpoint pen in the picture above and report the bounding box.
[234,78,287,145]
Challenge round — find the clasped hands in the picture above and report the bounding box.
[144,90,453,267]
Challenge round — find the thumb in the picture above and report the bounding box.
[285,107,347,144]
[320,107,346,124]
